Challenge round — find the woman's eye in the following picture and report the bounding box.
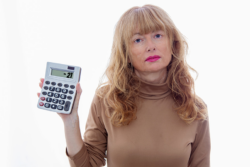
[135,39,141,43]
[155,34,162,38]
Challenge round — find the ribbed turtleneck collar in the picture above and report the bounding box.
[137,74,171,100]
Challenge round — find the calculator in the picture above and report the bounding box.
[37,62,82,114]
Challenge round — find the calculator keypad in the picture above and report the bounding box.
[39,80,76,113]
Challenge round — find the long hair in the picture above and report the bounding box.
[95,4,208,127]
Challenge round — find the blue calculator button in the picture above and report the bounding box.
[45,81,50,85]
[70,85,75,89]
[42,91,47,95]
[64,84,69,88]
[60,94,67,99]
[54,93,60,98]
[69,90,74,94]
[49,86,55,91]
[57,83,62,87]
[48,92,54,97]
[52,99,58,103]
[51,82,56,86]
[51,104,57,109]
[56,88,61,92]
[44,103,50,108]
[59,100,65,105]
[64,101,71,111]
[62,89,68,94]
[57,105,63,110]
[67,96,72,100]
[44,86,48,90]
[46,97,52,102]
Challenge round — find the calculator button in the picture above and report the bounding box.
[44,103,50,108]
[39,102,44,106]
[45,81,50,85]
[64,101,71,111]
[57,105,63,110]
[58,83,62,87]
[51,104,57,109]
[52,99,58,104]
[59,100,65,105]
[69,90,74,94]
[49,86,55,91]
[44,86,48,90]
[51,82,56,86]
[62,89,68,94]
[48,92,54,97]
[67,96,72,100]
[54,93,60,98]
[70,85,75,89]
[42,91,47,95]
[60,94,67,99]
[46,97,52,102]
[55,88,61,92]
[64,84,69,88]
[40,97,45,101]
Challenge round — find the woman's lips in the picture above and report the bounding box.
[146,58,160,62]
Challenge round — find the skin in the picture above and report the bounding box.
[129,28,172,84]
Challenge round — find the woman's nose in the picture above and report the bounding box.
[146,40,156,52]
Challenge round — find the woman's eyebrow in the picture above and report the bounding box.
[133,32,141,36]
[133,30,162,36]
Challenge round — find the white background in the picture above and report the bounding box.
[1,0,250,166]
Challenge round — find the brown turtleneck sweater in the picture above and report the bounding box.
[65,78,211,167]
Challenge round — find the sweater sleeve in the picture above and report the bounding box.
[188,114,211,167]
[66,94,108,167]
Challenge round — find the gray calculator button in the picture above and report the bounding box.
[57,83,62,87]
[49,86,55,91]
[70,85,75,89]
[60,94,66,99]
[64,101,71,111]
[67,96,72,100]
[48,92,54,97]
[52,99,58,103]
[44,86,48,90]
[45,81,50,85]
[59,100,65,105]
[56,88,61,92]
[46,97,52,102]
[54,93,60,98]
[42,91,47,95]
[57,105,63,110]
[69,90,74,94]
[51,104,57,109]
[64,84,69,88]
[51,82,56,86]
[62,89,68,94]
[44,103,50,108]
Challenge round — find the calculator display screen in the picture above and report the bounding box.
[51,69,74,79]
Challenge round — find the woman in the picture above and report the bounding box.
[38,4,210,167]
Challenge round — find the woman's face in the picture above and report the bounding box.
[129,28,172,73]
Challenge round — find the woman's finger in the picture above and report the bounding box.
[72,83,82,113]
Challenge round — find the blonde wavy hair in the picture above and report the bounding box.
[95,4,208,127]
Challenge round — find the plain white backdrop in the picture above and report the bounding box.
[1,0,250,166]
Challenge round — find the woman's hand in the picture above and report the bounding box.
[37,78,82,122]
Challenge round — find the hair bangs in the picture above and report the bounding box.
[134,8,166,36]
